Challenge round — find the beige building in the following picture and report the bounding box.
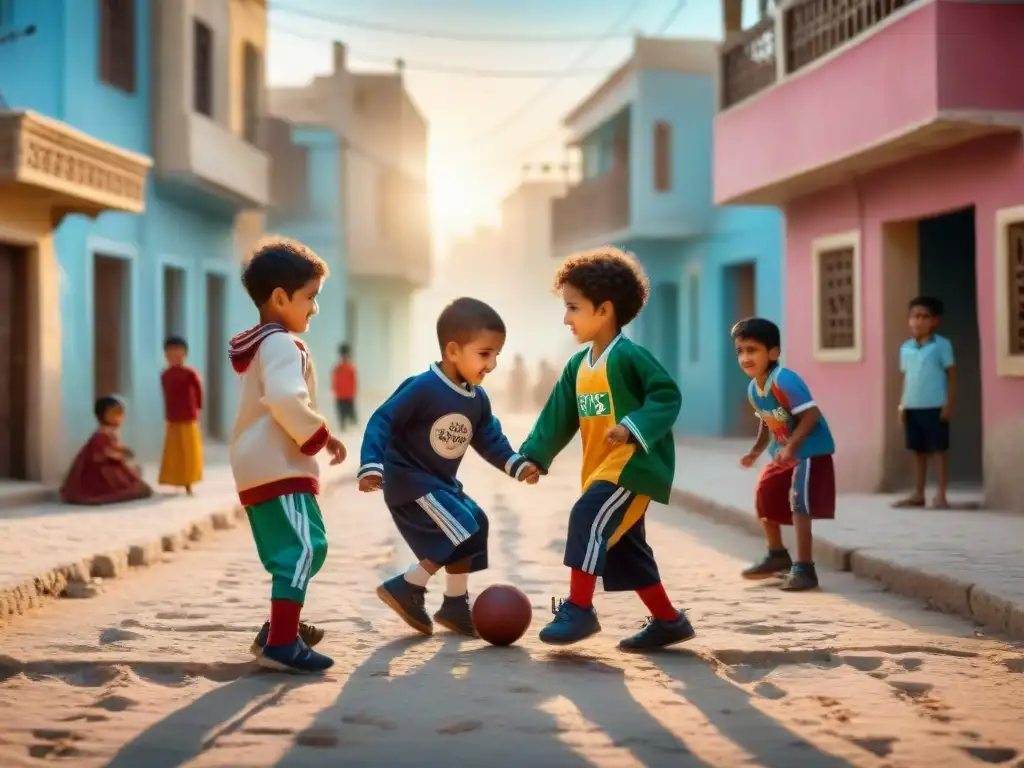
[269,42,431,413]
[0,111,151,488]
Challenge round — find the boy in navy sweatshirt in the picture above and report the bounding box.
[358,298,539,636]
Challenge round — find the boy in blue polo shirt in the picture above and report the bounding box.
[894,296,956,510]
[732,318,836,592]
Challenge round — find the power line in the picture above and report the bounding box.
[269,1,641,43]
[271,22,619,78]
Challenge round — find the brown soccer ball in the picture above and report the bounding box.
[472,584,533,646]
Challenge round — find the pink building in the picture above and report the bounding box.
[715,0,1024,510]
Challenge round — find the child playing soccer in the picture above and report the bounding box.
[732,317,836,591]
[158,336,203,495]
[358,297,539,637]
[519,247,695,651]
[228,238,347,673]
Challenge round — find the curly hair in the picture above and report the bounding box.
[553,246,650,327]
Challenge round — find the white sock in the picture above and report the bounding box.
[445,572,469,597]
[403,564,433,588]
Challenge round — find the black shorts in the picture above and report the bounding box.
[904,407,949,454]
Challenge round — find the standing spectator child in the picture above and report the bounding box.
[158,336,203,495]
[332,344,358,432]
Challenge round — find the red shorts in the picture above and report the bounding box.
[755,454,836,526]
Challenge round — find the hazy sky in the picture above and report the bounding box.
[266,0,755,245]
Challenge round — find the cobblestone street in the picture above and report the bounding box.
[0,449,1022,767]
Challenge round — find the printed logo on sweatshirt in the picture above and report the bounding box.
[430,413,474,459]
[577,392,611,418]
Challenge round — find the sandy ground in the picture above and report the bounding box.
[0,453,1022,768]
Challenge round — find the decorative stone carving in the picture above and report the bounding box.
[0,110,151,214]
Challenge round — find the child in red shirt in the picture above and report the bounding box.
[332,344,358,431]
[159,336,203,494]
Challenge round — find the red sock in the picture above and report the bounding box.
[636,583,679,622]
[569,569,597,609]
[267,599,302,646]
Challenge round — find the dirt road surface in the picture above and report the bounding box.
[0,454,1022,767]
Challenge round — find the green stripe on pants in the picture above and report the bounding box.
[245,493,328,605]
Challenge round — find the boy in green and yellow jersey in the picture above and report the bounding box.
[519,247,695,651]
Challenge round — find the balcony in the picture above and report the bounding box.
[0,110,151,220]
[714,0,1024,205]
[551,166,630,254]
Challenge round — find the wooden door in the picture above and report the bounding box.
[93,255,127,399]
[0,244,28,479]
[205,273,226,440]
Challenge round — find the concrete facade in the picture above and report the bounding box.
[0,0,269,478]
[714,0,1024,510]
[552,36,784,437]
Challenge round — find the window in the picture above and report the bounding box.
[687,273,700,363]
[811,231,862,362]
[653,121,672,192]
[99,0,136,94]
[995,206,1024,377]
[193,19,214,117]
[242,42,262,144]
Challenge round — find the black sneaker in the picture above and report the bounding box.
[434,594,478,637]
[250,621,325,657]
[741,550,793,580]
[377,575,433,635]
[258,638,334,674]
[780,565,819,591]
[618,612,696,652]
[538,597,602,645]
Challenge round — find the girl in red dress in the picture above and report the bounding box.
[60,396,153,505]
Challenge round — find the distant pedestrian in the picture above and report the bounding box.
[733,317,836,592]
[332,343,358,431]
[893,296,956,510]
[158,336,203,495]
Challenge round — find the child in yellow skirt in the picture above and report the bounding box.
[159,336,204,494]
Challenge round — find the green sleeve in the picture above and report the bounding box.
[518,353,582,472]
[618,344,681,453]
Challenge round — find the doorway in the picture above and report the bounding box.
[651,282,680,380]
[93,254,130,400]
[205,273,226,441]
[0,244,29,480]
[918,207,982,485]
[162,265,187,340]
[722,262,757,436]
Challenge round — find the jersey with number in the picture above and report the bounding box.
[357,364,528,506]
[747,366,835,459]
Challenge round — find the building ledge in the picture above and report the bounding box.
[0,110,151,217]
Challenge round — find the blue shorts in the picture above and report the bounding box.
[563,481,661,592]
[388,488,489,572]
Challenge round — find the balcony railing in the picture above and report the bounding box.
[551,166,630,251]
[721,18,776,110]
[720,0,922,109]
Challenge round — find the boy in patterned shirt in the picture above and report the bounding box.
[519,246,695,651]
[733,317,836,592]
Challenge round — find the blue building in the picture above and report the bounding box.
[0,0,271,475]
[264,117,347,420]
[550,36,784,437]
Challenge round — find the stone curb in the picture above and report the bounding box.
[668,487,1024,641]
[0,472,356,628]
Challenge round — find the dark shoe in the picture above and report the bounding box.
[434,594,478,637]
[377,575,433,635]
[780,566,819,591]
[250,620,326,657]
[258,639,334,674]
[741,550,793,580]
[618,612,696,652]
[538,597,601,645]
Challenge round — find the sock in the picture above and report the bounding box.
[793,561,816,573]
[569,569,597,610]
[444,572,469,597]
[769,547,790,558]
[636,583,679,622]
[403,564,432,588]
[267,599,302,646]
